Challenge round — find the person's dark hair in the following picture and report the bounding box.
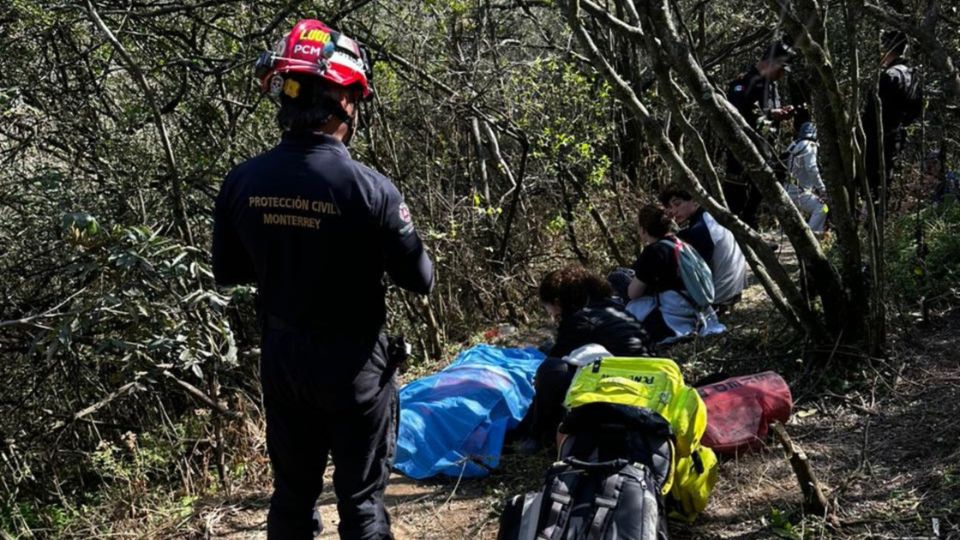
[637,204,672,238]
[276,75,358,131]
[881,30,907,57]
[657,184,693,206]
[539,265,612,315]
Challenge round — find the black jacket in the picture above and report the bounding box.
[677,208,714,269]
[212,131,433,336]
[728,65,781,131]
[863,60,921,142]
[726,65,783,175]
[550,298,651,358]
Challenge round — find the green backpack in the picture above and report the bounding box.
[659,238,715,308]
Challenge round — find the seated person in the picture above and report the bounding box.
[624,205,725,343]
[515,264,651,453]
[659,185,748,307]
[783,121,829,233]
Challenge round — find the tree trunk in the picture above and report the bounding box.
[634,0,852,330]
[568,1,823,336]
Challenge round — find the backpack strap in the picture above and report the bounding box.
[656,237,684,285]
[691,449,705,474]
[656,237,680,258]
[586,467,629,540]
[538,464,580,540]
[517,491,544,540]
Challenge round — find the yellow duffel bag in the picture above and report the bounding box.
[563,357,706,457]
[563,356,718,521]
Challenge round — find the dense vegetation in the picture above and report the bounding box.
[1,0,957,536]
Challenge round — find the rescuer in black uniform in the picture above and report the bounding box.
[212,19,433,539]
[862,30,923,220]
[725,41,797,228]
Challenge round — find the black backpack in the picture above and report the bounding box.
[557,403,674,486]
[497,403,672,540]
[888,63,923,126]
[497,458,669,540]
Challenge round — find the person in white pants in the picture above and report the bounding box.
[784,121,828,233]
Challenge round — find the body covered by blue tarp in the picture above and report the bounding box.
[394,344,544,479]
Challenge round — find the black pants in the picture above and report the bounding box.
[607,269,676,344]
[518,358,576,445]
[722,178,762,229]
[261,329,397,540]
[864,129,904,221]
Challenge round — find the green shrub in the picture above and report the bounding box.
[885,202,960,307]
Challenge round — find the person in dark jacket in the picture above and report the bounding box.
[862,30,923,220]
[514,265,651,453]
[212,19,432,540]
[725,41,797,228]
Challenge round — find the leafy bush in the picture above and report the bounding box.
[885,201,960,307]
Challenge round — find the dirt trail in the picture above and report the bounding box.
[211,471,494,539]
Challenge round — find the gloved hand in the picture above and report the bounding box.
[815,190,830,214]
[380,336,411,385]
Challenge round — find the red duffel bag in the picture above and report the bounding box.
[697,372,792,455]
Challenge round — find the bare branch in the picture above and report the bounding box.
[84,0,193,243]
[567,0,819,334]
[162,370,241,420]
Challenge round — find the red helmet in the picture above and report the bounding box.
[254,19,373,99]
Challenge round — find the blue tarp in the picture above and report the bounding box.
[394,344,545,479]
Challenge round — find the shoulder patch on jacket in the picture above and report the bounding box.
[398,203,414,235]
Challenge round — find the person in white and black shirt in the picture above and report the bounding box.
[659,186,748,307]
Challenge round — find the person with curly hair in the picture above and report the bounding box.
[514,265,651,454]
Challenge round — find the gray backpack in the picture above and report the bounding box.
[497,458,668,540]
[658,238,715,309]
[497,403,673,540]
